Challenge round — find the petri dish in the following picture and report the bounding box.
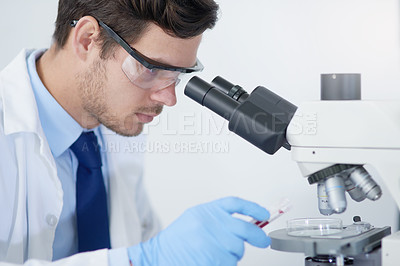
[287,218,343,237]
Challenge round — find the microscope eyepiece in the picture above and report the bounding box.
[185,76,240,120]
[211,76,249,102]
[184,76,297,155]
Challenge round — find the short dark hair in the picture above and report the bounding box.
[53,0,219,59]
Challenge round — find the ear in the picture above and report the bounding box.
[71,16,101,61]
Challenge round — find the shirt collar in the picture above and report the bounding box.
[27,49,84,158]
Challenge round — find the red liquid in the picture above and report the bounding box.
[253,210,284,228]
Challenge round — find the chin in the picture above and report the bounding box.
[100,119,144,137]
[113,125,144,137]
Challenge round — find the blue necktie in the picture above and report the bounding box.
[70,131,111,252]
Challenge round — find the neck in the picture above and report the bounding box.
[36,45,100,129]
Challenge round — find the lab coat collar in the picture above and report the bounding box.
[0,49,57,174]
[27,49,83,158]
[0,49,43,136]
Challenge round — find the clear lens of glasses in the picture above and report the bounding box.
[122,56,182,91]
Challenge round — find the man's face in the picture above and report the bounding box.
[77,23,202,136]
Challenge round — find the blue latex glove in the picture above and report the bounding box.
[128,197,270,266]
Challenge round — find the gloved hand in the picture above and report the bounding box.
[127,197,270,266]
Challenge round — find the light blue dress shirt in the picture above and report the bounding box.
[26,49,129,265]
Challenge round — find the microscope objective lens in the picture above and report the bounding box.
[325,175,347,214]
[343,177,366,202]
[317,182,334,216]
[349,167,382,201]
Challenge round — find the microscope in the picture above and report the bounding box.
[184,74,400,266]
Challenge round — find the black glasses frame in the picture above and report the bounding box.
[70,19,203,73]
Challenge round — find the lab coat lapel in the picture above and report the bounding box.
[103,127,143,248]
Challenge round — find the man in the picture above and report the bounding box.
[0,0,271,265]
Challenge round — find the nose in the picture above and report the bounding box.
[150,84,177,107]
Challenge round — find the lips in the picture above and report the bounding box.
[136,113,157,123]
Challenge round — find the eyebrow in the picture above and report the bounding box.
[137,51,197,69]
[131,48,185,69]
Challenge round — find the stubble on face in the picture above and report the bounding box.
[77,59,163,136]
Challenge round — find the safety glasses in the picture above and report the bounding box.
[71,19,204,91]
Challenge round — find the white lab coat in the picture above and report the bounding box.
[0,50,160,265]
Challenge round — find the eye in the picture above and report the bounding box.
[146,68,158,76]
[138,67,159,82]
